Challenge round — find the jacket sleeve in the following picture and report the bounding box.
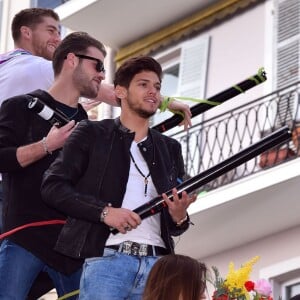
[0,98,27,172]
[41,120,105,224]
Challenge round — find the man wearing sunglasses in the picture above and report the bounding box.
[0,31,107,300]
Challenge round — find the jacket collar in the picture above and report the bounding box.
[114,117,132,133]
[115,117,157,146]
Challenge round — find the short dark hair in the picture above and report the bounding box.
[114,56,162,88]
[143,254,207,300]
[11,8,60,42]
[52,31,107,77]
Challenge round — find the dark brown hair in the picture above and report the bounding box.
[143,254,207,300]
[114,56,162,88]
[52,31,106,77]
[11,8,59,42]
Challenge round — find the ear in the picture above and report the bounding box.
[20,26,32,40]
[64,52,77,69]
[115,86,127,100]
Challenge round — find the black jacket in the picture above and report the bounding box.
[41,118,190,260]
[0,89,87,275]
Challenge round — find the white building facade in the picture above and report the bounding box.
[1,0,300,299]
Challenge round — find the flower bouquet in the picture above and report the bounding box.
[210,256,273,300]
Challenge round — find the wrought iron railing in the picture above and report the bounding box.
[170,80,300,193]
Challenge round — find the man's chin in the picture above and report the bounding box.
[82,90,98,100]
[137,109,156,119]
[44,52,54,61]
[45,47,56,60]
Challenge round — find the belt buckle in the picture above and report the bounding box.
[122,241,133,255]
[138,244,148,256]
[122,241,148,256]
[131,242,140,256]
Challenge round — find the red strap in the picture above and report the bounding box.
[0,219,66,240]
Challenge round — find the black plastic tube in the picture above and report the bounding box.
[152,68,267,133]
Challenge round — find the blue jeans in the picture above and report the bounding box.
[79,248,160,300]
[0,239,82,300]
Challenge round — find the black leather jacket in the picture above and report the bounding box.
[41,118,190,260]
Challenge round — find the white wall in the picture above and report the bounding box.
[208,1,267,97]
[0,0,31,52]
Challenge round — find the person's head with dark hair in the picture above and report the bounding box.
[11,8,61,60]
[143,254,207,300]
[51,31,106,99]
[114,55,162,89]
[114,56,162,118]
[290,294,300,300]
[52,31,106,77]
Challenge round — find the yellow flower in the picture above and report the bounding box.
[224,256,260,298]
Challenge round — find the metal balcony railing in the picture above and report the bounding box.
[170,81,300,193]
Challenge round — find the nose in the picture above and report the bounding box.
[98,73,105,81]
[148,87,157,96]
[52,30,61,44]
[54,34,61,44]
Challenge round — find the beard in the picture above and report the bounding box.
[73,65,99,99]
[126,97,157,119]
[31,37,54,61]
[133,107,156,119]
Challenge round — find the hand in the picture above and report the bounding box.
[80,99,102,112]
[167,99,192,130]
[45,120,76,153]
[163,188,197,224]
[103,207,141,234]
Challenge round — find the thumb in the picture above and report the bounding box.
[61,120,76,132]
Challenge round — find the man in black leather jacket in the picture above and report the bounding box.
[41,56,196,300]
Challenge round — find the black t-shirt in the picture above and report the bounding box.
[0,89,88,274]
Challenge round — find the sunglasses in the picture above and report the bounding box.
[74,54,105,73]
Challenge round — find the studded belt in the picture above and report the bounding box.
[106,241,168,257]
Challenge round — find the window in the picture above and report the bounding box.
[260,257,300,300]
[153,35,210,134]
[275,0,300,89]
[285,281,300,299]
[31,0,70,9]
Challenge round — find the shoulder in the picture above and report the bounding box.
[30,57,53,81]
[77,118,115,132]
[10,54,51,69]
[1,94,30,110]
[0,94,32,126]
[150,128,181,147]
[66,119,115,148]
[18,55,53,81]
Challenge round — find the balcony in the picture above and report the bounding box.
[169,81,300,258]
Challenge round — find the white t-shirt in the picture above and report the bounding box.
[106,141,166,248]
[0,50,54,105]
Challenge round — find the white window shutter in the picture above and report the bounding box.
[276,0,300,89]
[177,35,210,101]
[275,0,300,127]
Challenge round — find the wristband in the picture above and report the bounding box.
[176,214,188,226]
[100,203,111,223]
[42,137,52,155]
[160,96,174,112]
